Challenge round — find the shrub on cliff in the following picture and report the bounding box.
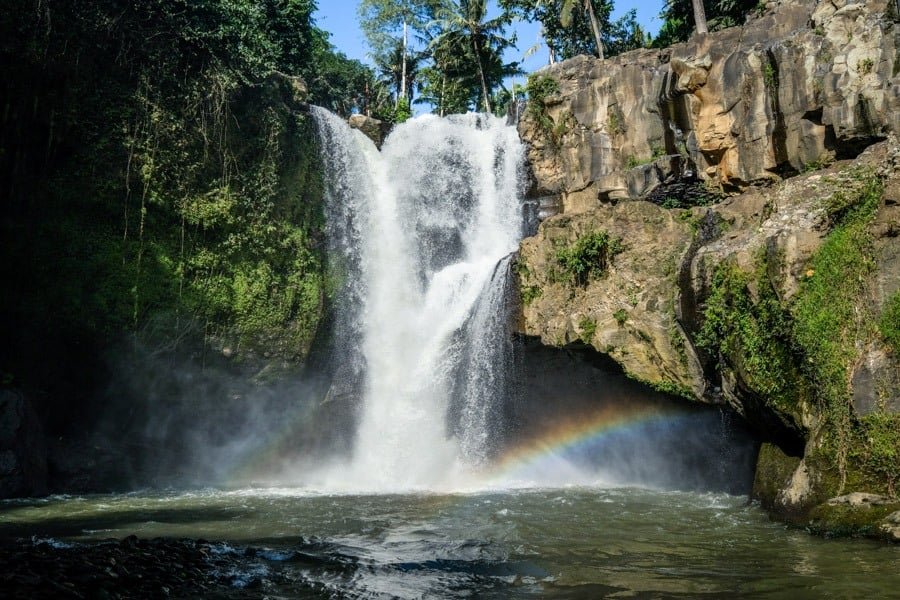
[552,231,624,286]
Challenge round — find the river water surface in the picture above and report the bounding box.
[2,487,898,598]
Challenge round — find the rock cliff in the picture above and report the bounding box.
[516,0,900,538]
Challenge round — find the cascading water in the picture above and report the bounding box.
[453,254,518,467]
[311,108,525,490]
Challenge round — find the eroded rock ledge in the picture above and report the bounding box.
[520,0,899,207]
[515,0,900,539]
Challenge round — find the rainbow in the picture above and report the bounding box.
[222,400,700,492]
[487,405,694,486]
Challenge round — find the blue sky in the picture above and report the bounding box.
[314,1,665,78]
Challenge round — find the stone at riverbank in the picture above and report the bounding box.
[0,535,328,599]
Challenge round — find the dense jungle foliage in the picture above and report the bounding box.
[0,1,378,425]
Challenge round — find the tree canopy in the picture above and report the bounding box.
[430,0,519,113]
[654,0,760,47]
[499,0,647,62]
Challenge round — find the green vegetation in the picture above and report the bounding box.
[654,0,761,47]
[858,58,875,75]
[697,167,897,497]
[358,0,438,112]
[361,0,519,115]
[552,231,624,286]
[613,309,629,326]
[579,316,598,344]
[607,110,624,135]
[675,209,705,235]
[526,74,562,141]
[879,292,900,353]
[763,60,778,91]
[625,146,666,169]
[628,373,694,399]
[807,501,900,538]
[792,172,887,492]
[752,444,802,509]
[521,285,543,305]
[0,0,381,399]
[394,96,413,123]
[500,1,648,61]
[669,318,689,366]
[792,173,881,412]
[427,0,519,114]
[858,413,900,496]
[802,156,833,173]
[696,255,808,414]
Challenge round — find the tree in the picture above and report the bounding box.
[373,38,424,102]
[654,0,759,46]
[561,0,604,59]
[430,0,518,114]
[415,66,474,116]
[358,0,442,104]
[501,1,644,62]
[692,0,708,34]
[604,10,648,57]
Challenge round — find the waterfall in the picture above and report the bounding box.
[453,253,518,467]
[311,108,525,490]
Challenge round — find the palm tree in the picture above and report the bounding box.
[430,0,515,114]
[374,39,423,107]
[561,0,604,59]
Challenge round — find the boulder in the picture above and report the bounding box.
[348,114,391,148]
[827,492,896,506]
[880,510,900,541]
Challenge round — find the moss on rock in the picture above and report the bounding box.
[752,443,802,510]
[807,502,900,539]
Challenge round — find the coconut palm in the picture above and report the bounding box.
[500,0,613,62]
[373,38,424,106]
[430,0,516,113]
[561,0,604,59]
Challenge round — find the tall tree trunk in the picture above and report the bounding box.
[583,0,604,60]
[692,0,708,35]
[473,37,492,114]
[400,20,408,100]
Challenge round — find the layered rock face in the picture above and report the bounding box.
[523,0,899,205]
[516,0,900,538]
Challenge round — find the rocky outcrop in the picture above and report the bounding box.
[519,135,900,537]
[515,0,900,538]
[519,201,701,397]
[348,114,391,148]
[520,0,899,210]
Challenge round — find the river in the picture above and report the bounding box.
[2,486,898,598]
